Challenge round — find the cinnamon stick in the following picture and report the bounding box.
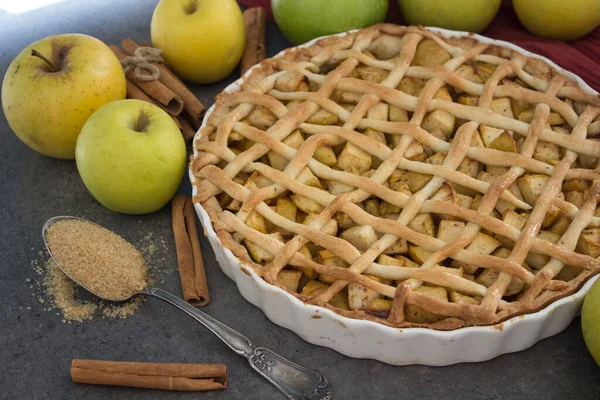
[110,45,184,115]
[125,78,183,132]
[172,194,210,306]
[121,39,206,128]
[241,7,266,76]
[177,115,197,143]
[126,79,154,103]
[172,115,183,130]
[71,359,227,391]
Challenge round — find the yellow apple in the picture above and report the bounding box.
[1,34,126,159]
[582,277,600,366]
[399,0,501,33]
[75,100,186,215]
[513,0,600,41]
[151,0,245,84]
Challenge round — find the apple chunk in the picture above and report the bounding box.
[455,65,484,84]
[408,245,433,264]
[291,194,324,214]
[490,98,514,119]
[307,109,339,125]
[397,77,426,96]
[247,105,277,130]
[327,180,354,195]
[357,66,389,83]
[533,141,561,163]
[244,232,283,264]
[421,109,455,139]
[274,71,310,92]
[316,250,349,284]
[576,229,600,258]
[296,167,322,189]
[337,142,372,173]
[408,214,436,237]
[518,109,565,125]
[366,103,389,121]
[518,174,563,226]
[379,254,420,269]
[348,275,384,310]
[276,197,297,234]
[313,145,337,166]
[341,225,378,252]
[267,129,304,170]
[277,270,303,292]
[518,174,550,206]
[399,171,432,193]
[413,39,451,67]
[389,105,409,122]
[475,248,525,296]
[450,232,501,274]
[487,131,517,152]
[437,220,466,242]
[480,125,508,147]
[300,280,349,310]
[405,286,448,324]
[525,231,561,269]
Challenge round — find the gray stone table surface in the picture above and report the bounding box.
[0,1,599,399]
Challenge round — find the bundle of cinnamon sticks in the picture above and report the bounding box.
[110,39,206,143]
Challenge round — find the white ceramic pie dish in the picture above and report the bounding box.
[190,26,599,366]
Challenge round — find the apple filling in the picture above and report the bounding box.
[193,25,600,328]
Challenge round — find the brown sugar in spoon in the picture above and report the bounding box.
[42,216,331,400]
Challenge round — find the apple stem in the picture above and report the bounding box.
[31,49,57,72]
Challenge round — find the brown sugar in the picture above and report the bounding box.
[43,258,97,322]
[101,297,144,319]
[45,219,148,301]
[31,223,167,322]
[39,257,144,322]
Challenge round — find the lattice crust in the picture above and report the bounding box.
[192,24,600,330]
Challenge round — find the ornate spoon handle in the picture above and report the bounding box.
[143,288,332,400]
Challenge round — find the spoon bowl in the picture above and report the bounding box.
[42,216,331,400]
[42,215,141,302]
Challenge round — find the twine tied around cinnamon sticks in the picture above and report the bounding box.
[120,46,164,81]
[110,39,206,142]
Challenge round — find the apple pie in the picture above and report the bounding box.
[191,24,600,329]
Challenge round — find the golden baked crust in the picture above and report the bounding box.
[191,24,600,330]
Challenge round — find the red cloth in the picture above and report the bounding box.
[239,0,600,92]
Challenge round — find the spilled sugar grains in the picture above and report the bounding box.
[101,298,144,319]
[31,222,168,322]
[46,219,148,301]
[43,258,97,322]
[38,256,144,322]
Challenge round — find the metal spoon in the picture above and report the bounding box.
[43,216,331,400]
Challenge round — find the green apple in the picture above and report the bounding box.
[399,0,501,33]
[272,0,388,45]
[75,100,186,214]
[1,34,126,159]
[514,0,600,41]
[582,277,600,366]
[151,0,245,83]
